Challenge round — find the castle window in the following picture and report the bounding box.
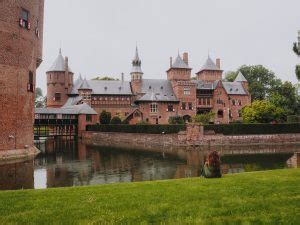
[55,93,61,101]
[150,103,158,113]
[182,102,186,110]
[86,115,92,122]
[184,87,191,95]
[167,104,174,112]
[217,110,224,118]
[232,99,236,105]
[20,9,30,30]
[207,98,211,105]
[188,103,193,110]
[27,71,34,92]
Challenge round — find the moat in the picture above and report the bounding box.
[0,139,299,191]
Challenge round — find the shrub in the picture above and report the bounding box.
[99,110,111,125]
[287,115,300,123]
[168,116,184,125]
[192,112,214,125]
[137,120,149,125]
[110,116,122,125]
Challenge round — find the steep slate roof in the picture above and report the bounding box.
[47,49,73,73]
[131,46,143,74]
[70,80,133,95]
[171,55,190,69]
[234,72,248,82]
[63,96,82,107]
[79,78,92,90]
[198,56,220,73]
[222,82,247,95]
[35,103,97,115]
[136,79,178,102]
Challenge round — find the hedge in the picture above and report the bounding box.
[287,115,300,123]
[204,123,300,135]
[86,124,186,134]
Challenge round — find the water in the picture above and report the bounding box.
[0,139,299,190]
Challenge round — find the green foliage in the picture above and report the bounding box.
[137,120,149,125]
[268,81,298,115]
[99,110,111,125]
[296,65,300,81]
[92,76,119,81]
[241,100,286,123]
[110,116,122,125]
[192,112,214,125]
[35,87,46,108]
[204,123,300,135]
[87,124,186,134]
[293,42,300,56]
[0,169,300,224]
[238,65,282,101]
[168,116,184,125]
[224,71,238,82]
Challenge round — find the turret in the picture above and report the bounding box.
[78,78,92,105]
[196,56,223,82]
[130,46,143,94]
[46,49,74,108]
[234,71,249,93]
[167,53,192,81]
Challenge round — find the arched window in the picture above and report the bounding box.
[217,110,224,118]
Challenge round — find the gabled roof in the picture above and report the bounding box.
[222,82,247,95]
[47,49,73,73]
[171,55,190,69]
[136,79,179,102]
[197,56,220,73]
[234,72,248,82]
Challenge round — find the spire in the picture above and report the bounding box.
[79,78,91,90]
[59,48,62,55]
[47,48,73,73]
[131,45,143,74]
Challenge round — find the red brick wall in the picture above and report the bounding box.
[46,71,74,108]
[196,70,222,82]
[0,0,44,151]
[167,68,191,81]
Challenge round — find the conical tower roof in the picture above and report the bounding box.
[234,71,247,82]
[199,55,220,72]
[79,78,92,90]
[47,48,73,73]
[171,54,190,69]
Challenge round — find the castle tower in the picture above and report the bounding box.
[0,0,44,153]
[46,49,74,108]
[167,53,192,81]
[196,56,223,82]
[78,78,92,106]
[130,46,143,94]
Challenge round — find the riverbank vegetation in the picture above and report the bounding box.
[0,169,299,224]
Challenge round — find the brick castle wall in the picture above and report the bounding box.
[0,0,44,151]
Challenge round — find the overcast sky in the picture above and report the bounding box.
[37,0,300,93]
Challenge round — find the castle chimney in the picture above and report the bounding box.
[121,73,124,82]
[64,57,69,89]
[170,57,173,68]
[216,58,221,69]
[183,52,189,65]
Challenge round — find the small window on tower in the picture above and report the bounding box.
[55,93,61,101]
[86,115,92,122]
[27,71,34,92]
[20,9,30,29]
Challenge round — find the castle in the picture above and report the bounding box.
[0,1,44,153]
[45,47,251,124]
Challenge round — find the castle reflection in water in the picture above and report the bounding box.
[0,139,299,190]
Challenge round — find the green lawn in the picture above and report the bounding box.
[0,169,300,224]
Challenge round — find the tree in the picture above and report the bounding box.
[110,116,122,124]
[99,110,111,124]
[92,76,119,81]
[241,100,286,123]
[293,34,300,81]
[35,87,46,108]
[168,116,184,125]
[192,112,214,125]
[268,81,298,115]
[224,71,238,82]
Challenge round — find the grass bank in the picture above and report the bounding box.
[0,169,300,224]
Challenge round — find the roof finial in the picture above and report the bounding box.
[59,48,62,55]
[178,49,180,56]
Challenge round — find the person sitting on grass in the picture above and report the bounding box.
[202,151,222,178]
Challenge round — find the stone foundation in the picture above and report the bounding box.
[0,146,40,164]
